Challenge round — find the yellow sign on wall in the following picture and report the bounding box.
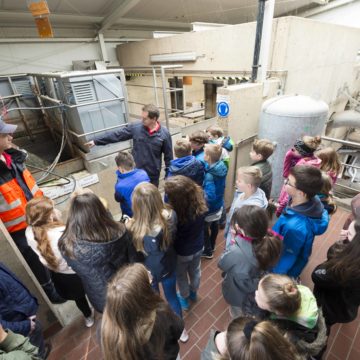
[27,0,50,17]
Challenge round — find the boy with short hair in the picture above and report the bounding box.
[167,138,204,186]
[189,130,209,166]
[273,165,329,277]
[202,144,228,258]
[114,151,150,217]
[250,139,274,199]
[206,125,234,168]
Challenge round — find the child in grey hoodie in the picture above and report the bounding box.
[219,205,282,318]
[224,166,268,248]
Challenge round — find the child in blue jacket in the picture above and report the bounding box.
[114,151,150,217]
[202,144,228,258]
[273,165,329,278]
[167,138,204,186]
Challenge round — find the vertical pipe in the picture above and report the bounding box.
[251,0,267,83]
[119,69,130,124]
[152,67,159,106]
[258,0,275,83]
[98,33,109,63]
[160,66,170,129]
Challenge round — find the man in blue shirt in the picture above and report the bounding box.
[86,104,173,187]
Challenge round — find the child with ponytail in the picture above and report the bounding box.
[276,135,322,217]
[201,317,303,360]
[218,205,282,318]
[255,274,327,359]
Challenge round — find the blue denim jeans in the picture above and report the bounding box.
[176,249,202,298]
[152,272,182,318]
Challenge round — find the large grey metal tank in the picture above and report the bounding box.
[258,95,328,199]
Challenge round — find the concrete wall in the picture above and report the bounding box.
[308,1,360,28]
[273,17,360,106]
[117,16,360,107]
[117,23,255,71]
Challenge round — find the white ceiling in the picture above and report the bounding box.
[0,0,331,35]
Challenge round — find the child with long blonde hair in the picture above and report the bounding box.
[101,263,184,360]
[25,196,94,327]
[128,182,189,342]
[276,135,322,217]
[316,147,341,184]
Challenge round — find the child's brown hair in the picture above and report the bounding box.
[316,147,341,176]
[259,274,301,316]
[189,130,209,145]
[252,139,274,160]
[206,125,224,138]
[115,151,135,171]
[302,135,322,151]
[174,139,192,158]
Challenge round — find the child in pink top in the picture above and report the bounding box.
[276,136,322,217]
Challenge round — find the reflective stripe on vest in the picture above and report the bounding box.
[0,198,21,212]
[0,168,43,233]
[3,215,26,229]
[31,184,40,195]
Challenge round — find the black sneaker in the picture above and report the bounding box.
[201,251,213,259]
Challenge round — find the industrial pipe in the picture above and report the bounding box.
[328,110,360,129]
[251,0,267,82]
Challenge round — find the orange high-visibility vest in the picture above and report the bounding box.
[0,150,43,233]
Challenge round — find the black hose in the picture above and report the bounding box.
[251,0,267,82]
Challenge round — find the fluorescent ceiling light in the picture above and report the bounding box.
[153,31,183,38]
[150,52,197,63]
[191,22,229,32]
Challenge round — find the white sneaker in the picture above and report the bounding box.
[180,329,189,343]
[84,309,95,328]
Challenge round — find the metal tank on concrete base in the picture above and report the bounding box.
[258,95,328,199]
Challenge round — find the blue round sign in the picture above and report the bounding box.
[217,101,230,117]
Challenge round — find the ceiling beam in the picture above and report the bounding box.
[113,17,191,30]
[99,0,142,33]
[0,10,102,24]
[0,10,191,31]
